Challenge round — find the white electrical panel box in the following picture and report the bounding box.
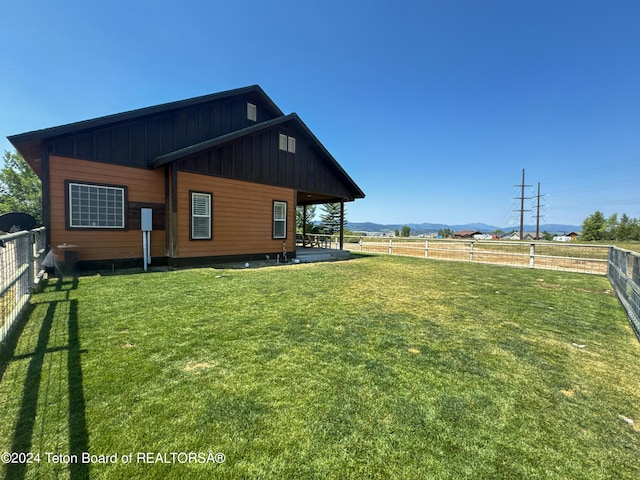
[141,208,153,231]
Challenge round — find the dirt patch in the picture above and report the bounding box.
[184,361,216,371]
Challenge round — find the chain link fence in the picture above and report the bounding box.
[0,227,47,344]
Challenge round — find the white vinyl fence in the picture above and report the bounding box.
[0,227,47,344]
[341,237,610,275]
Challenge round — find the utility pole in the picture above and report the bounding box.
[514,168,532,240]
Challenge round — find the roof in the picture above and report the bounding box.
[454,230,482,237]
[8,85,365,202]
[8,85,283,176]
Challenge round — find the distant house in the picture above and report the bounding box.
[473,233,494,240]
[9,85,365,270]
[554,232,580,242]
[454,230,482,238]
[503,232,537,241]
[566,231,581,241]
[553,235,571,242]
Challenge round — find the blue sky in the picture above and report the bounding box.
[1,0,639,227]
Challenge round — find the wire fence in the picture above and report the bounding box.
[608,247,640,340]
[0,227,47,344]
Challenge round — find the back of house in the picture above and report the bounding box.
[9,85,364,270]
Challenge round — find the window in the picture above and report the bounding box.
[279,133,296,153]
[273,201,287,239]
[247,102,257,121]
[191,192,212,240]
[68,182,125,228]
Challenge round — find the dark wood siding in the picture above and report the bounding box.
[46,93,280,169]
[177,123,356,200]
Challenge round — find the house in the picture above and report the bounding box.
[8,85,365,270]
[473,233,494,240]
[504,232,537,241]
[454,230,482,239]
[566,231,581,241]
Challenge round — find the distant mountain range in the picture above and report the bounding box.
[345,222,581,235]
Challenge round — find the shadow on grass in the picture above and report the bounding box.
[3,276,89,480]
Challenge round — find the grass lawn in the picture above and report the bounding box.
[1,254,639,479]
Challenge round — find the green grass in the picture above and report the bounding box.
[1,254,639,479]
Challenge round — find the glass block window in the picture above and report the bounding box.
[273,201,287,239]
[191,192,212,240]
[68,182,125,228]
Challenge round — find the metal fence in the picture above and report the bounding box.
[608,247,640,339]
[0,227,47,344]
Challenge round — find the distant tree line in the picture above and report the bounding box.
[582,211,640,241]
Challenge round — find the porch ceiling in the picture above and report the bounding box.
[296,191,346,206]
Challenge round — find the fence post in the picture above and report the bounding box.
[425,239,429,258]
[469,242,474,261]
[359,237,363,252]
[529,243,535,267]
[389,238,393,255]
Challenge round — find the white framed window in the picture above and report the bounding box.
[247,102,257,121]
[68,182,125,228]
[191,191,212,240]
[273,200,287,239]
[279,133,296,153]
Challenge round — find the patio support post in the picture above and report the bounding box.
[339,201,344,250]
[303,205,307,243]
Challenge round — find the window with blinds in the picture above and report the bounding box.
[191,192,212,240]
[273,201,287,239]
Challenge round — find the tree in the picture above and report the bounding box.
[581,211,606,241]
[437,228,453,238]
[617,213,631,241]
[605,213,618,240]
[401,225,411,237]
[0,150,42,224]
[319,203,345,235]
[296,204,318,233]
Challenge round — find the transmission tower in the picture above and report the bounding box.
[533,182,546,240]
[513,169,532,240]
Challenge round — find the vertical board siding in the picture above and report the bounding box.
[176,171,295,258]
[46,94,279,168]
[178,124,354,200]
[48,156,166,262]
